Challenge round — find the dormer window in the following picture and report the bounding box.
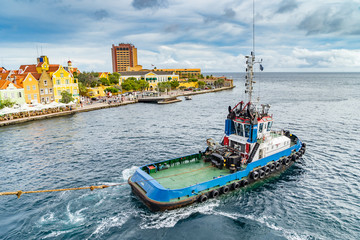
[60,73,64,78]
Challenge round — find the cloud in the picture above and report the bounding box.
[276,0,298,14]
[298,2,360,35]
[93,9,109,20]
[132,0,169,10]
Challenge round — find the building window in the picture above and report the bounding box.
[33,85,36,90]
[57,90,61,96]
[34,93,37,99]
[19,92,22,98]
[49,88,53,93]
[40,89,44,95]
[46,97,49,102]
[56,80,60,85]
[65,79,69,84]
[41,97,45,102]
[67,89,70,93]
[44,80,47,86]
[60,73,64,77]
[45,88,48,94]
[28,94,31,100]
[73,89,77,94]
[27,86,30,90]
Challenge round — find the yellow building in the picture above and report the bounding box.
[21,73,41,104]
[98,72,111,79]
[154,68,201,78]
[52,66,79,103]
[119,71,179,91]
[86,86,107,98]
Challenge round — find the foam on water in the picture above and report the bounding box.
[122,166,138,180]
[139,199,220,229]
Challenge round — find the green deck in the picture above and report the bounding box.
[149,160,231,189]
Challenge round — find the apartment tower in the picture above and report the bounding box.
[111,43,138,73]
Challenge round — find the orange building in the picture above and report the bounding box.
[111,43,138,73]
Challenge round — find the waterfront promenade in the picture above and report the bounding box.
[0,86,234,127]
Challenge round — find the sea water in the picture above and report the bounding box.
[0,72,359,239]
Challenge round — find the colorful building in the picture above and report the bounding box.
[154,68,201,78]
[0,80,25,105]
[52,65,79,103]
[20,73,41,104]
[119,71,179,91]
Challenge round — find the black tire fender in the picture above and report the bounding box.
[222,185,230,194]
[210,189,219,198]
[199,194,208,203]
[259,169,265,179]
[251,171,259,180]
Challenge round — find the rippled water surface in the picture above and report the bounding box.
[0,72,359,239]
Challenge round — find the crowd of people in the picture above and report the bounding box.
[0,106,73,122]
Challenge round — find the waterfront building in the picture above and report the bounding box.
[64,60,81,77]
[119,71,179,91]
[52,65,79,103]
[0,80,25,105]
[111,43,138,73]
[20,73,41,104]
[98,72,111,79]
[154,68,201,78]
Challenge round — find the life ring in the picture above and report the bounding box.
[285,157,291,165]
[241,158,247,165]
[263,135,266,141]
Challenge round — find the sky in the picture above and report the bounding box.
[1,0,360,72]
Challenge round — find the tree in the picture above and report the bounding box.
[0,99,15,109]
[108,73,120,85]
[60,91,74,104]
[198,81,206,89]
[188,78,198,82]
[169,80,179,89]
[158,82,171,92]
[217,78,225,87]
[138,79,149,91]
[78,71,99,87]
[78,82,88,96]
[99,77,110,86]
[112,72,120,84]
[105,87,119,93]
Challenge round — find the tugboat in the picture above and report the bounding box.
[128,50,306,211]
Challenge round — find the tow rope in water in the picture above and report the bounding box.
[0,165,213,199]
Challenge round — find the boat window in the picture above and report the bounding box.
[244,124,250,137]
[267,121,273,131]
[237,123,244,137]
[259,123,264,133]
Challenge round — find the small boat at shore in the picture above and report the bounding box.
[185,96,192,100]
[128,49,306,211]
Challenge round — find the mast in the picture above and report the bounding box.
[245,0,261,104]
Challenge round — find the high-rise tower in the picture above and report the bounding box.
[111,43,138,73]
